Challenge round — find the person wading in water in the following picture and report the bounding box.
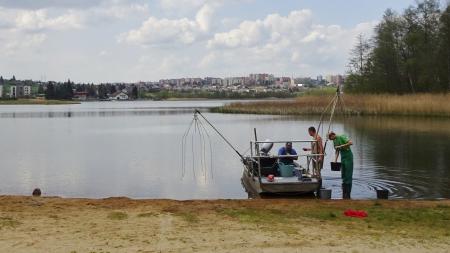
[328,132,353,199]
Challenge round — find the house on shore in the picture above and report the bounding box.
[73,91,88,101]
[9,85,31,98]
[109,91,129,100]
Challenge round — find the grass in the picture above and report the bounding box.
[107,212,128,221]
[216,202,450,239]
[0,99,79,105]
[213,93,450,117]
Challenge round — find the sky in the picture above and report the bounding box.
[0,0,447,83]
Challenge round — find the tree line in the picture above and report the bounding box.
[346,0,450,93]
[45,81,138,100]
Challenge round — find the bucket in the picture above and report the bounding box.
[279,164,294,177]
[331,162,341,171]
[320,189,332,199]
[376,189,389,199]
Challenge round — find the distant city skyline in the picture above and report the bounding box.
[0,0,448,83]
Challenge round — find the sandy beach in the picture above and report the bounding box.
[0,196,449,253]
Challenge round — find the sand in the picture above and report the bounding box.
[0,196,449,253]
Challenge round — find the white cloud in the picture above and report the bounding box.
[1,33,47,55]
[208,10,313,48]
[119,3,217,46]
[0,1,150,56]
[86,1,149,21]
[159,0,214,11]
[15,9,83,31]
[205,9,376,75]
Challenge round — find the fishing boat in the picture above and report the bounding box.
[241,139,323,196]
[193,111,324,196]
[188,84,343,197]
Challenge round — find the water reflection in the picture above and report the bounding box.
[341,116,450,199]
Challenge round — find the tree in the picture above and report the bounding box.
[131,86,138,99]
[108,85,117,94]
[87,84,97,98]
[347,34,372,92]
[98,84,108,99]
[370,9,404,93]
[438,4,450,91]
[345,0,446,93]
[45,83,56,99]
[37,85,44,94]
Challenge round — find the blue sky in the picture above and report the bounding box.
[0,0,447,83]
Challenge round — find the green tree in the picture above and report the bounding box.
[131,86,138,99]
[438,4,450,91]
[45,83,56,99]
[98,84,108,99]
[37,85,44,94]
[346,0,446,94]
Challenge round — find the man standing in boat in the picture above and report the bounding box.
[328,132,353,199]
[303,127,324,172]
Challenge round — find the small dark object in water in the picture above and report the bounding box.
[330,162,341,171]
[32,188,41,197]
[376,189,389,199]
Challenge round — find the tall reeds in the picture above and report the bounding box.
[213,93,450,117]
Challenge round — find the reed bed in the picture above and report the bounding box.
[213,93,450,117]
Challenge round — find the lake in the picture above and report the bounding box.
[0,100,448,199]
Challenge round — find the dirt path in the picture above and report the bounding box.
[0,196,449,253]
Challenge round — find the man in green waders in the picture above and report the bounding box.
[328,132,353,199]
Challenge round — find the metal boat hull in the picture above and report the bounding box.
[241,171,320,195]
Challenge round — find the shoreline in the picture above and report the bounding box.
[0,99,80,105]
[1,195,449,252]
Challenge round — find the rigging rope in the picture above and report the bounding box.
[316,84,345,155]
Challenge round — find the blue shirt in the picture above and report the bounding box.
[278,147,297,164]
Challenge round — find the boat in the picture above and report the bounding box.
[188,85,345,197]
[193,110,324,196]
[241,139,322,196]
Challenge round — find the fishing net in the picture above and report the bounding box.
[181,112,214,181]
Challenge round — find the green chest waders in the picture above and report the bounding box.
[340,150,353,199]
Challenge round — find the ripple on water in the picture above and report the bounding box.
[322,165,434,199]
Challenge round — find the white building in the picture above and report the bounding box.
[109,91,129,100]
[0,85,3,98]
[24,85,31,96]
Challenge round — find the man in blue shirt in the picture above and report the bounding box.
[278,142,298,165]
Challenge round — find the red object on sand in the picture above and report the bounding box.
[344,209,368,218]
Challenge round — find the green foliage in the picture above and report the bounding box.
[45,80,74,100]
[347,0,450,93]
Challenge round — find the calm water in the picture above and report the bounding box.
[0,100,448,200]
